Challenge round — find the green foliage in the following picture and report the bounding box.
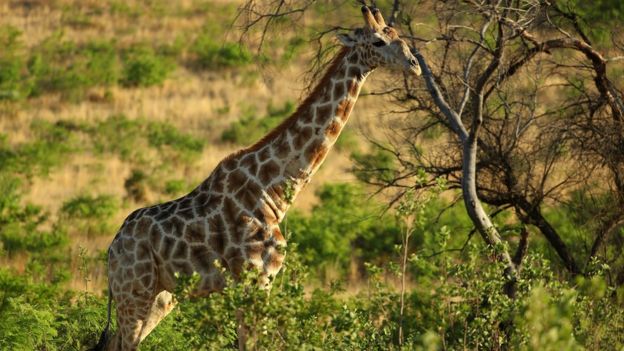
[164,179,191,196]
[0,297,57,350]
[0,175,68,256]
[28,34,120,100]
[147,121,204,154]
[351,148,398,184]
[125,169,149,202]
[221,102,295,144]
[192,37,253,69]
[121,46,175,87]
[559,1,624,45]
[0,26,31,100]
[0,120,79,178]
[287,183,400,275]
[61,194,119,237]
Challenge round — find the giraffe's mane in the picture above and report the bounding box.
[223,47,351,161]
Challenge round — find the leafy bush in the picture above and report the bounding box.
[121,46,175,87]
[192,36,252,69]
[221,102,295,144]
[29,34,121,100]
[164,179,191,196]
[0,175,68,256]
[61,194,118,237]
[0,26,31,100]
[286,183,400,277]
[125,169,149,202]
[147,121,204,154]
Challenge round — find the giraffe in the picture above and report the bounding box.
[92,6,420,351]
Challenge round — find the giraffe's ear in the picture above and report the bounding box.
[337,33,356,47]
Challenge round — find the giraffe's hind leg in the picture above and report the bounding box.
[138,290,176,342]
[108,242,159,350]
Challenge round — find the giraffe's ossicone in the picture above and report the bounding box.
[92,6,420,351]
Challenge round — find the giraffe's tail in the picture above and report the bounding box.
[90,285,112,351]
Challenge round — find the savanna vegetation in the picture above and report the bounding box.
[1,0,623,350]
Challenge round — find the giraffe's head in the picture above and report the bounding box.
[337,6,421,76]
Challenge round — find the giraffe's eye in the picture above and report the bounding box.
[372,40,387,47]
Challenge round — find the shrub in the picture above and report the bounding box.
[28,34,121,100]
[0,175,68,256]
[164,179,191,196]
[0,26,31,100]
[147,121,204,154]
[192,35,252,69]
[286,183,400,276]
[125,169,149,202]
[121,46,174,87]
[61,194,119,237]
[221,102,294,145]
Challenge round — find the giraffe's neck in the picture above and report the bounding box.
[238,47,373,222]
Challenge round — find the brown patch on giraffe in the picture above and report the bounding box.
[325,120,342,138]
[178,197,192,209]
[240,153,258,175]
[383,26,399,39]
[110,256,119,271]
[161,236,176,260]
[208,232,225,255]
[254,205,277,225]
[140,274,152,289]
[149,225,162,251]
[265,251,285,272]
[222,197,240,225]
[190,245,214,272]
[173,240,189,259]
[293,126,313,150]
[246,242,264,261]
[256,146,271,161]
[347,79,360,97]
[225,247,244,276]
[123,219,137,235]
[335,98,355,122]
[272,227,285,242]
[135,240,151,261]
[238,180,262,210]
[134,261,152,277]
[207,214,225,234]
[184,220,205,243]
[227,169,248,193]
[305,139,328,165]
[123,267,135,280]
[178,208,195,221]
[122,237,136,252]
[274,138,291,159]
[268,184,285,203]
[258,160,280,185]
[169,216,186,238]
[134,217,152,238]
[347,66,363,79]
[300,107,314,124]
[201,194,223,217]
[333,81,346,99]
[315,104,333,124]
[221,156,238,172]
[155,207,172,221]
[146,206,159,217]
[194,191,209,208]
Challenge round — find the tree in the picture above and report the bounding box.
[235,0,624,287]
